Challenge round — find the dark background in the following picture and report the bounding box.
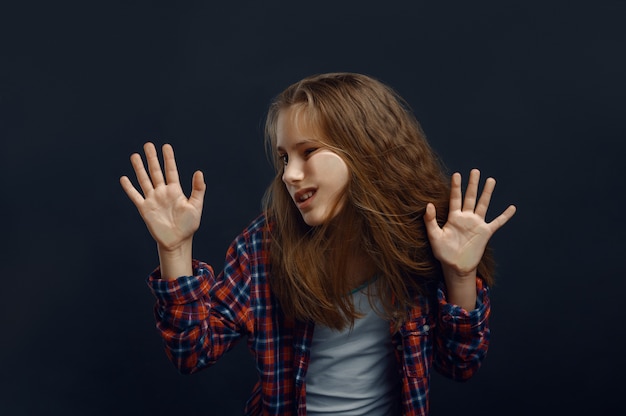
[1,0,624,415]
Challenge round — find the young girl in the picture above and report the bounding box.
[120,73,516,415]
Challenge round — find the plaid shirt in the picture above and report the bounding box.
[148,214,491,415]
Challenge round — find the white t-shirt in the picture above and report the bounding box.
[306,286,401,415]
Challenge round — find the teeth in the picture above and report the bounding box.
[299,191,313,201]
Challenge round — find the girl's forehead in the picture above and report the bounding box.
[276,106,324,145]
[280,104,318,130]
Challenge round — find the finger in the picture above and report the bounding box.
[474,177,496,218]
[189,170,206,210]
[449,172,463,212]
[162,143,180,185]
[423,202,442,238]
[130,152,154,196]
[488,204,517,233]
[463,169,480,212]
[119,175,145,207]
[144,142,166,187]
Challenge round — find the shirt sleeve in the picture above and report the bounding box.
[146,234,253,374]
[433,277,491,381]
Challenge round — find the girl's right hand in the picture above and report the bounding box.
[120,142,206,253]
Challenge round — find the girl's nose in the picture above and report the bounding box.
[282,160,304,184]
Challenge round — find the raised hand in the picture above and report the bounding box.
[424,169,516,281]
[120,142,206,254]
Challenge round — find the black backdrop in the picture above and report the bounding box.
[1,1,624,415]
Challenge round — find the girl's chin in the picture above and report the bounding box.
[301,209,344,227]
[302,216,324,227]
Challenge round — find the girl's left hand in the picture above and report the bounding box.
[424,169,516,279]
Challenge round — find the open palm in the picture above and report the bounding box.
[424,169,516,277]
[120,142,206,251]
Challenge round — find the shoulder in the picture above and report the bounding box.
[239,213,274,240]
[244,213,269,233]
[227,213,273,264]
[240,213,272,242]
[221,214,273,298]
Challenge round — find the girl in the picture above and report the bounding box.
[120,73,516,415]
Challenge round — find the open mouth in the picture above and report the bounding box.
[299,191,314,202]
[294,189,316,209]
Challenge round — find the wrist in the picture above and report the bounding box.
[157,239,193,281]
[442,267,478,311]
[157,238,192,258]
[442,265,477,283]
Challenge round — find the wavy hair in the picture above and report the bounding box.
[263,73,494,330]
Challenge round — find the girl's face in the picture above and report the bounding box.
[276,107,350,226]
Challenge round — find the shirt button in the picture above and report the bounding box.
[423,324,430,332]
[397,345,403,351]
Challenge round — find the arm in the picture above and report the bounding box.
[148,255,252,374]
[423,169,516,310]
[121,143,250,373]
[433,277,491,381]
[424,169,514,379]
[120,142,206,280]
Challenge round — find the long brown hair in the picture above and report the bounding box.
[263,73,494,330]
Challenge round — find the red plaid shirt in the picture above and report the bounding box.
[148,214,491,415]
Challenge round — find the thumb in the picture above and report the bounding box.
[423,203,441,235]
[189,170,206,208]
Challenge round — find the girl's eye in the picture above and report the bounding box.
[279,154,288,165]
[304,148,317,157]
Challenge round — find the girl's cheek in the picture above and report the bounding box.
[314,151,349,174]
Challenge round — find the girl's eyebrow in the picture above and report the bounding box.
[276,140,316,152]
